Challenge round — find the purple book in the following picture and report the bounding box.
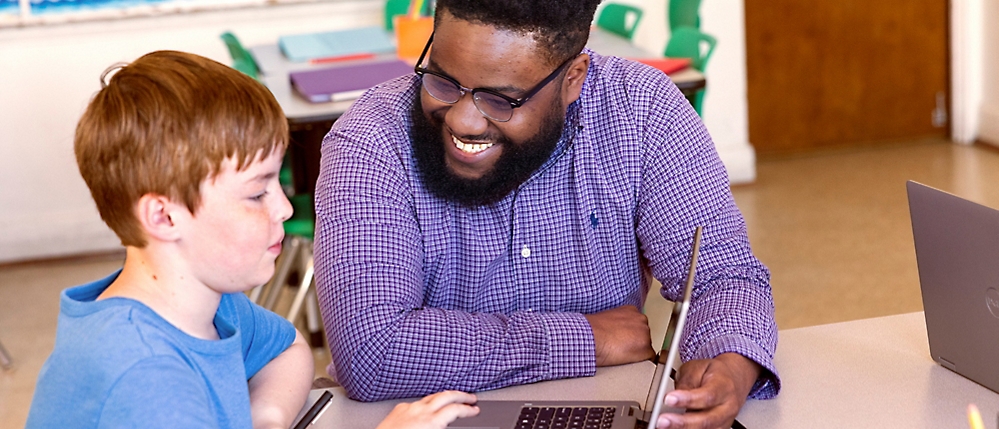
[289,59,414,103]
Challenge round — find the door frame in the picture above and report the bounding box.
[951,0,983,144]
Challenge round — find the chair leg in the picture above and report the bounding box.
[250,235,300,305]
[285,242,324,347]
[0,339,12,370]
[286,254,314,325]
[305,289,324,347]
[263,236,304,310]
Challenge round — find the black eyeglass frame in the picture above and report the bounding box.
[413,32,577,122]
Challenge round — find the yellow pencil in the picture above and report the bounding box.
[968,403,985,429]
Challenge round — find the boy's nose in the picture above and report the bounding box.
[276,192,294,223]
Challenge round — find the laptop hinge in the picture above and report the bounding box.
[938,356,957,371]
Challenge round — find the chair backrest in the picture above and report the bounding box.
[596,3,644,40]
[663,26,716,72]
[668,0,701,30]
[384,0,409,30]
[220,32,259,79]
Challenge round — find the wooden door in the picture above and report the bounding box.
[744,0,949,155]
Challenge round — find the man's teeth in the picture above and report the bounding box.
[453,136,494,154]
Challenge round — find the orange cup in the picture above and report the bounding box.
[395,16,435,61]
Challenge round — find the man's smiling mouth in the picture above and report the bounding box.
[452,135,494,154]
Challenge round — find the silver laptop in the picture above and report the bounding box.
[907,180,999,393]
[447,227,703,429]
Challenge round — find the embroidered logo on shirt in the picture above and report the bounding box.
[590,211,599,229]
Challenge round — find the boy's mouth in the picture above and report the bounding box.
[268,236,284,254]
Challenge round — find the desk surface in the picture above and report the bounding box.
[251,28,706,124]
[740,312,999,428]
[296,312,999,429]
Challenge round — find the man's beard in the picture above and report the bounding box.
[410,100,566,207]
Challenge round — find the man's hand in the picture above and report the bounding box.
[584,305,656,366]
[655,353,761,429]
[375,391,480,429]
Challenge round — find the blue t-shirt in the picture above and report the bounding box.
[25,271,297,429]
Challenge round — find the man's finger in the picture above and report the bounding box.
[668,366,740,410]
[673,359,709,391]
[657,407,734,429]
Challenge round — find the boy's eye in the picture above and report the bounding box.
[251,191,268,201]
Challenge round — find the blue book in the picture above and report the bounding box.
[279,26,396,62]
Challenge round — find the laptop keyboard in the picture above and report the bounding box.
[516,406,617,429]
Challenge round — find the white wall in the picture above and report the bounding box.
[0,0,383,263]
[978,0,999,147]
[0,0,751,262]
[621,0,756,184]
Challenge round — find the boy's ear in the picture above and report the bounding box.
[135,193,185,243]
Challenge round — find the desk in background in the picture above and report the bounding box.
[294,312,999,429]
[249,28,706,195]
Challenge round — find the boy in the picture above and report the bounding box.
[26,51,477,429]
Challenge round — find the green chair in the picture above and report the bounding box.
[220,31,259,80]
[595,3,644,40]
[668,0,701,31]
[384,0,409,30]
[664,26,716,116]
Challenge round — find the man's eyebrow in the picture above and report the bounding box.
[427,57,526,95]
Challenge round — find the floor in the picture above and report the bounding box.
[3,137,999,427]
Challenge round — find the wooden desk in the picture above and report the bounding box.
[294,312,999,429]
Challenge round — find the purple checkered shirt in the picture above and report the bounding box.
[314,50,780,402]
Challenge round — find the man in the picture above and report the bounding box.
[314,1,780,427]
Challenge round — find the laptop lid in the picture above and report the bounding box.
[907,180,999,393]
[645,226,701,425]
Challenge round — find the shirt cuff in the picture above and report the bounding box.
[689,334,781,399]
[537,312,597,381]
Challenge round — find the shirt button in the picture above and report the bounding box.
[521,245,531,258]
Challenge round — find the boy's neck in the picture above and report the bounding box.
[100,246,224,340]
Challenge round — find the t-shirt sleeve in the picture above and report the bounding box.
[225,293,297,379]
[99,357,217,428]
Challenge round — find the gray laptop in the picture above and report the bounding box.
[907,180,999,393]
[447,227,703,429]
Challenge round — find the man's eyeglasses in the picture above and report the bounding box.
[414,32,576,122]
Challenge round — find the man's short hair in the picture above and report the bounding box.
[75,50,288,247]
[435,0,602,66]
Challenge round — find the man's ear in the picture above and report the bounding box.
[135,193,185,243]
[561,53,591,106]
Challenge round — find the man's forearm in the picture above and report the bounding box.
[329,307,597,401]
[248,330,314,429]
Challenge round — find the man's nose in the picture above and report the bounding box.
[444,94,489,138]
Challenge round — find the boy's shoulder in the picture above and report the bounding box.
[26,272,262,428]
[49,271,224,376]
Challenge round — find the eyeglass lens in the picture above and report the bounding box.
[421,73,516,122]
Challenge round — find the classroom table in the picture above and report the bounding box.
[292,312,999,429]
[249,28,706,195]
